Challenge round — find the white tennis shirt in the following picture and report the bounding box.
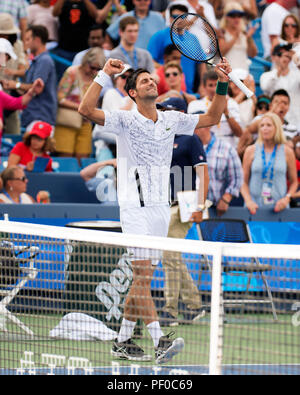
[103,109,199,209]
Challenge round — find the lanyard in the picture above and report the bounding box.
[120,45,138,70]
[262,144,277,181]
[205,134,216,155]
[3,190,19,203]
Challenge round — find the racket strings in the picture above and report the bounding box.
[171,14,219,62]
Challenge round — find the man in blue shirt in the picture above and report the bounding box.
[147,3,203,93]
[21,25,57,129]
[106,0,166,49]
[157,97,209,327]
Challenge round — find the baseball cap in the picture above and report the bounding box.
[0,38,16,60]
[29,121,53,139]
[226,9,245,17]
[156,97,187,112]
[114,64,134,79]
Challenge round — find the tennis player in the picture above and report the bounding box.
[79,57,231,364]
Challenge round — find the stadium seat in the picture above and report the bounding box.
[0,157,9,172]
[0,241,39,336]
[196,219,278,321]
[80,157,97,169]
[52,158,81,172]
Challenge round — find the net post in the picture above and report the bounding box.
[208,244,223,375]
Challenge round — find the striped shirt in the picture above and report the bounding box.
[204,134,243,205]
[0,0,28,25]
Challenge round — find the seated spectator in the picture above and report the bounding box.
[106,0,166,50]
[211,0,258,21]
[237,89,298,159]
[27,0,59,48]
[188,69,243,148]
[7,121,55,172]
[156,62,196,105]
[0,14,28,134]
[254,94,271,117]
[80,158,117,203]
[195,117,243,216]
[52,0,98,80]
[0,166,50,204]
[72,24,110,66]
[260,43,300,129]
[218,1,257,72]
[0,0,28,42]
[228,68,257,127]
[148,4,205,94]
[109,16,155,74]
[241,112,298,214]
[54,47,105,161]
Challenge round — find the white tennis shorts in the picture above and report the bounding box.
[120,205,171,265]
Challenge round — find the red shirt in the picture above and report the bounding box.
[156,66,187,96]
[10,142,53,172]
[0,91,25,128]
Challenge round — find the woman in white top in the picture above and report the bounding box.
[218,1,257,72]
[0,166,49,204]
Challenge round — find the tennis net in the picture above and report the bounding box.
[0,219,299,375]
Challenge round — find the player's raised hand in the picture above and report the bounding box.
[215,57,231,82]
[103,58,124,77]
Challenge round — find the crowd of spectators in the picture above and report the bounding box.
[0,0,299,214]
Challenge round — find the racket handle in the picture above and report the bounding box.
[228,71,254,98]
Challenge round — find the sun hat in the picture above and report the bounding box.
[0,13,20,35]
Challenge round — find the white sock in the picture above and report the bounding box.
[147,321,164,348]
[117,318,136,343]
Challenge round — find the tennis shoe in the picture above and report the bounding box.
[182,308,206,324]
[111,338,152,362]
[155,331,184,364]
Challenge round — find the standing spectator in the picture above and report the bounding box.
[188,69,243,148]
[106,0,166,50]
[218,1,257,72]
[155,45,187,97]
[261,0,297,59]
[27,0,59,46]
[52,0,98,80]
[195,120,243,216]
[109,16,155,73]
[241,112,298,214]
[0,0,28,42]
[72,24,110,66]
[2,25,57,129]
[54,47,105,161]
[156,62,196,105]
[260,43,300,129]
[0,14,28,134]
[7,121,55,172]
[148,3,204,94]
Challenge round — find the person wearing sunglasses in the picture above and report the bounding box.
[54,47,105,162]
[0,166,50,204]
[156,61,196,105]
[218,1,257,72]
[271,14,300,57]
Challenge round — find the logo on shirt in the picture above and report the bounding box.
[70,9,81,24]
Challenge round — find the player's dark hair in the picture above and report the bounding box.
[27,25,49,44]
[271,89,290,103]
[124,68,150,102]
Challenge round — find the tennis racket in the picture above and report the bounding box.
[170,13,254,98]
